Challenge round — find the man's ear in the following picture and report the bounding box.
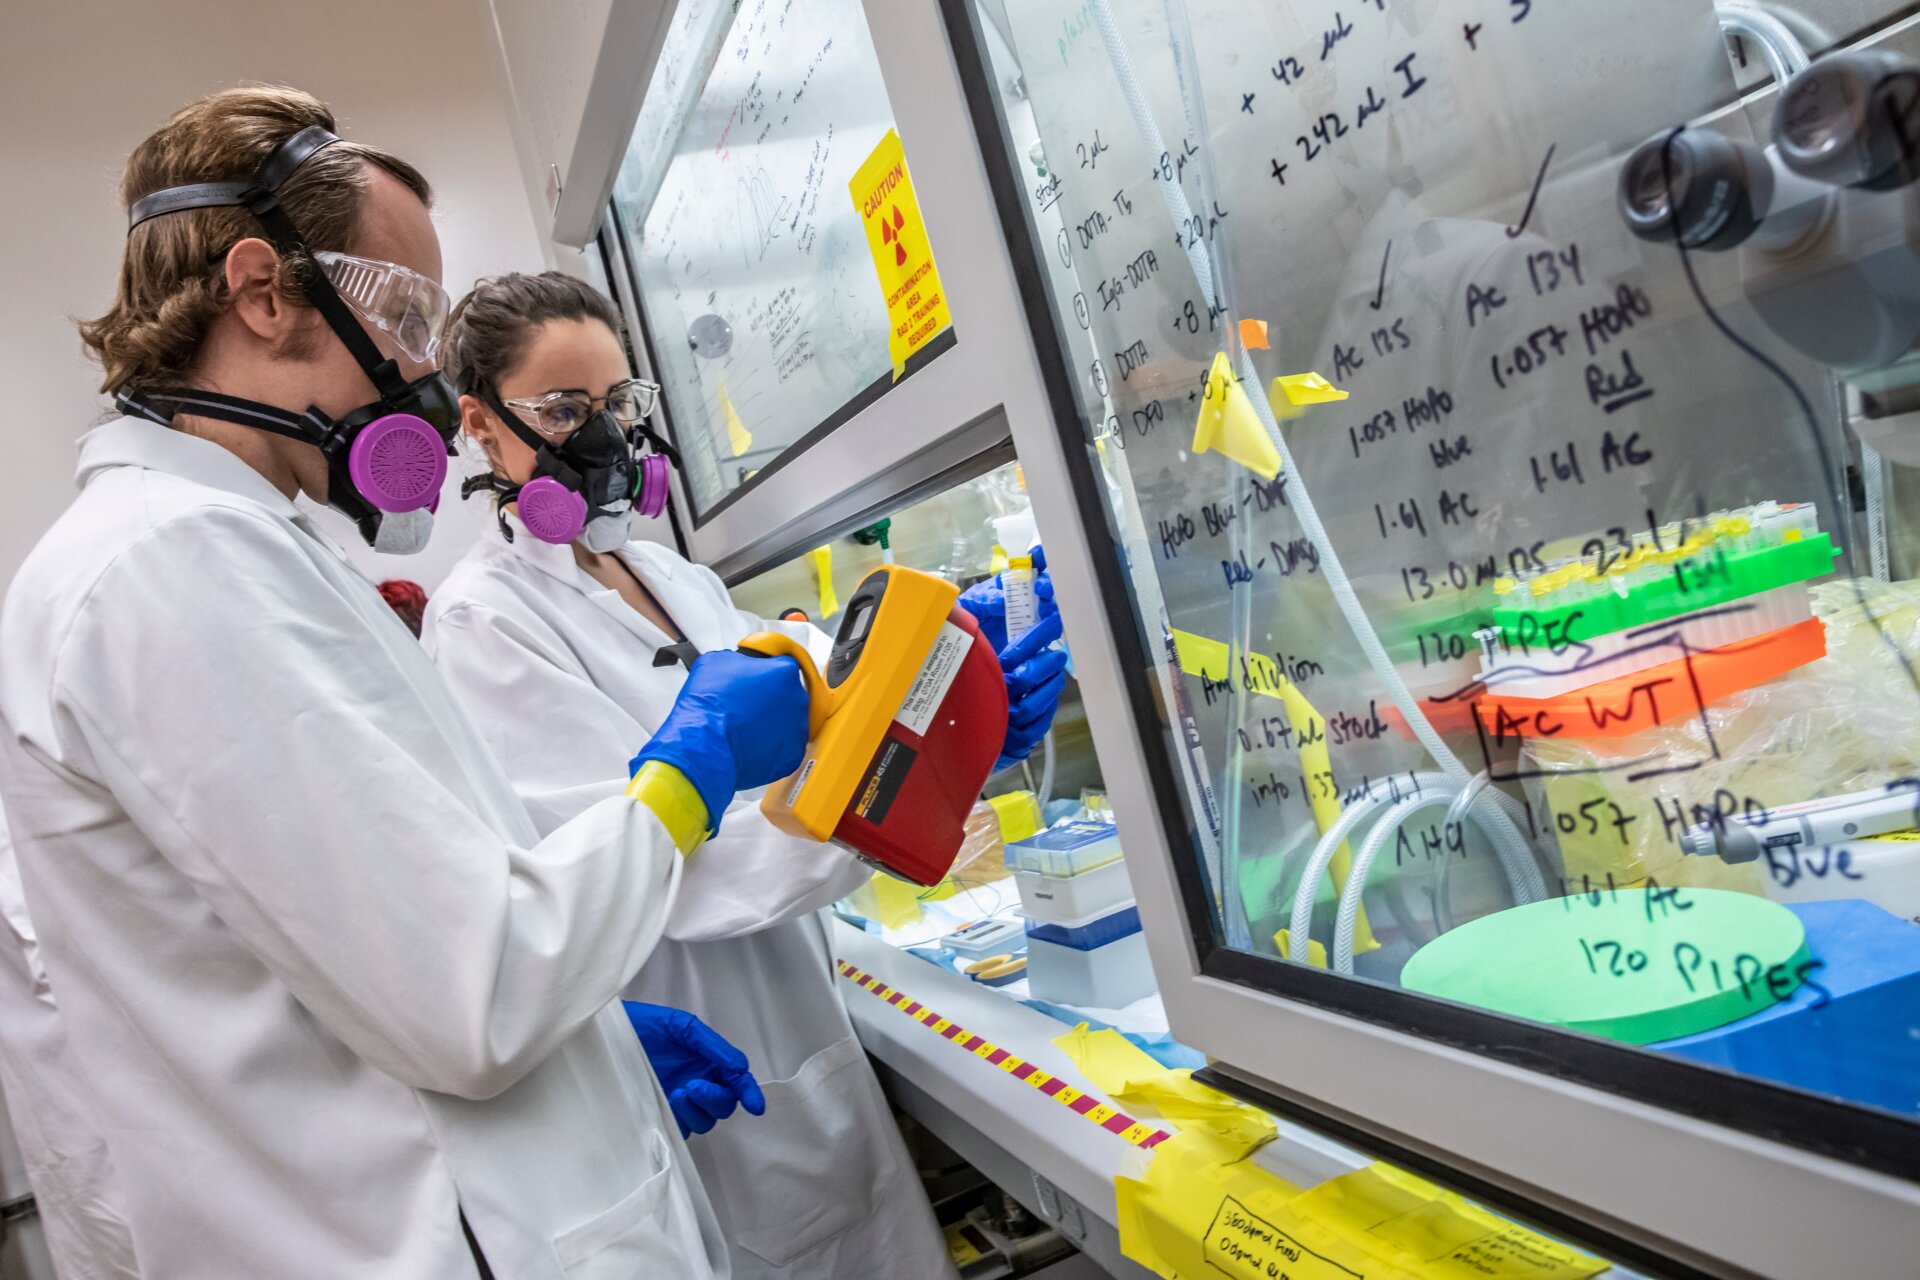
[223,237,298,345]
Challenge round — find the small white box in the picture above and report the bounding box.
[1025,928,1156,1007]
[1013,857,1134,926]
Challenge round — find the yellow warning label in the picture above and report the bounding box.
[850,129,952,378]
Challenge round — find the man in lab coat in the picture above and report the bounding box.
[0,810,140,1279]
[0,86,808,1278]
[425,271,959,1280]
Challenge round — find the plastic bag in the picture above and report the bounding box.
[1520,579,1920,901]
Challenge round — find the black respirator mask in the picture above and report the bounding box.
[115,125,459,554]
[462,386,676,552]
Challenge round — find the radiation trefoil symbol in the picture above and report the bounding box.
[878,204,908,266]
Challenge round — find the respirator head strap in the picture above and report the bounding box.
[126,125,411,403]
[460,471,524,543]
[116,386,327,447]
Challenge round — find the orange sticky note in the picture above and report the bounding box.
[1238,318,1270,349]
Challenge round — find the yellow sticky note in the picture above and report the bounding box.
[1274,371,1349,406]
[809,545,838,619]
[1238,318,1270,349]
[1273,929,1329,969]
[1117,1130,1349,1280]
[1167,626,1378,956]
[986,790,1042,844]
[717,380,752,456]
[850,128,952,378]
[1192,352,1282,480]
[1290,1164,1609,1279]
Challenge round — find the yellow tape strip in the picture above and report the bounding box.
[836,960,1171,1150]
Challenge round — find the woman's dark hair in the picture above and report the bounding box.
[442,271,623,397]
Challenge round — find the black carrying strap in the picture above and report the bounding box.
[125,124,409,402]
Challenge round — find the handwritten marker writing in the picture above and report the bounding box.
[1681,783,1920,863]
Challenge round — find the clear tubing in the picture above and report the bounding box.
[1038,730,1058,813]
[1335,780,1539,973]
[1433,771,1493,935]
[1716,3,1810,82]
[1865,441,1891,582]
[1094,0,1545,950]
[1287,773,1452,962]
[1334,795,1449,975]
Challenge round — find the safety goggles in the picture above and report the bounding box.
[503,378,662,440]
[315,250,450,366]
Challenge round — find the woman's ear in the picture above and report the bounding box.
[458,393,501,465]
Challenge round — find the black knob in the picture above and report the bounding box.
[1775,50,1920,191]
[1618,130,1770,250]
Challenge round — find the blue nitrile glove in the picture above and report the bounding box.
[623,1002,767,1138]
[629,649,810,835]
[994,610,1071,771]
[959,547,1071,771]
[956,544,1058,655]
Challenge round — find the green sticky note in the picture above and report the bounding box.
[1401,888,1809,1045]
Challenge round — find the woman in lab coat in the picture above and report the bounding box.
[426,272,960,1280]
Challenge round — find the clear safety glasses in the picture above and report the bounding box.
[503,379,663,440]
[315,250,451,365]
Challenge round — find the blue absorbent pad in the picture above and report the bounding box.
[1653,899,1920,1116]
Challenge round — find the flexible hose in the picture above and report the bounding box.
[1335,774,1539,973]
[1287,773,1451,962]
[1716,2,1809,82]
[1334,794,1450,975]
[1865,441,1891,582]
[1094,0,1546,962]
[1038,730,1058,813]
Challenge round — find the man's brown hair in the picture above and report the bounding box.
[78,85,432,395]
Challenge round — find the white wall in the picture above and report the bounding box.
[0,0,554,594]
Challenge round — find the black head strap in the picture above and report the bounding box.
[124,125,409,402]
[125,125,339,229]
[478,384,552,456]
[115,386,340,450]
[460,471,523,543]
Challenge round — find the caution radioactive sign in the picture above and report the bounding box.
[849,129,951,379]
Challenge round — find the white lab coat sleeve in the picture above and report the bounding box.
[427,601,652,838]
[430,599,869,942]
[53,509,681,1102]
[665,802,872,943]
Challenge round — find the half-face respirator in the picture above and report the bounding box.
[116,125,459,554]
[465,384,675,552]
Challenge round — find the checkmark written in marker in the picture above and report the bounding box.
[1368,240,1391,311]
[1507,143,1556,238]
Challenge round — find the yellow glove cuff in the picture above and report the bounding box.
[626,762,710,856]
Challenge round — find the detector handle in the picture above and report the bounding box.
[738,631,832,738]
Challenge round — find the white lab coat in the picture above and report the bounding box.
[0,810,140,1279]
[423,516,958,1280]
[0,419,728,1279]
